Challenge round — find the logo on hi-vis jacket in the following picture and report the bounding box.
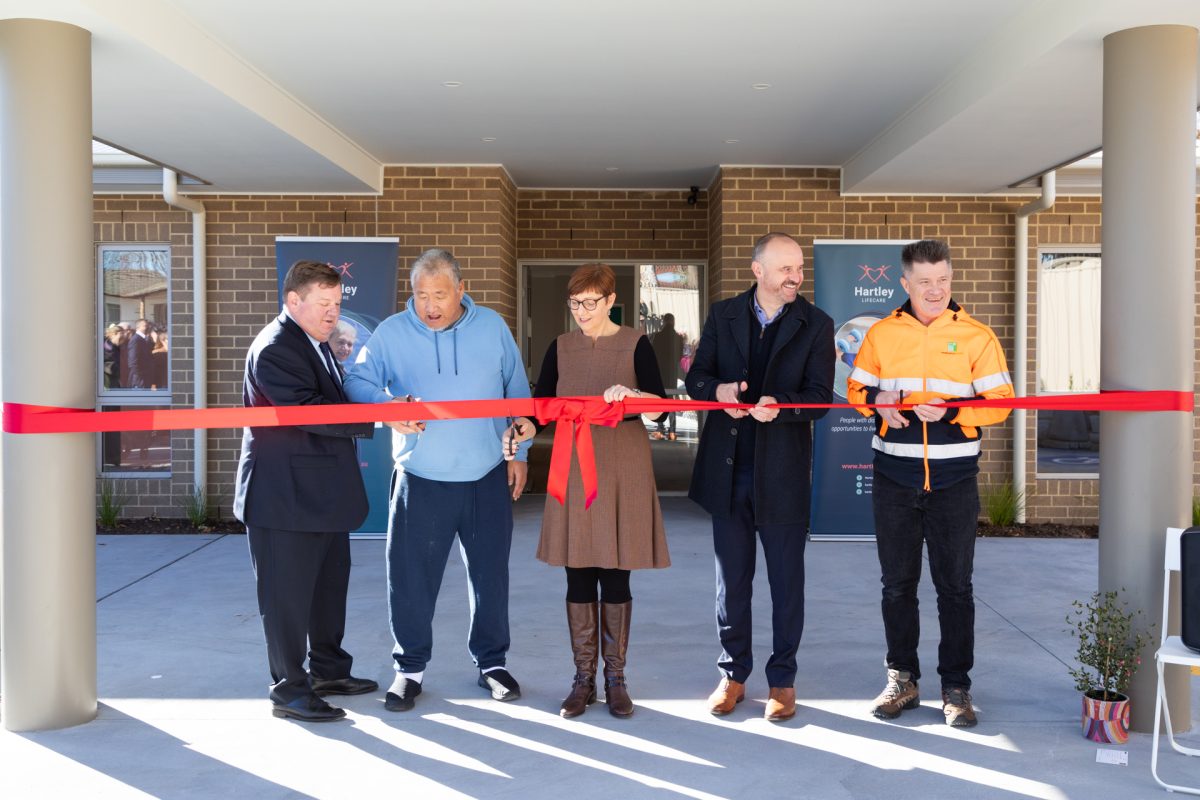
[946,342,958,353]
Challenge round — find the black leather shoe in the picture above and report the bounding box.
[271,694,346,722]
[384,675,422,712]
[478,668,521,702]
[310,675,379,697]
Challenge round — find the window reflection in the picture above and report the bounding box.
[99,405,171,475]
[639,265,701,453]
[100,246,170,393]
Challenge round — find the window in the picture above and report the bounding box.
[97,244,172,476]
[1036,247,1100,477]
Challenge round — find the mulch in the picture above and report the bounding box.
[977,522,1097,539]
[96,517,1098,539]
[98,517,246,535]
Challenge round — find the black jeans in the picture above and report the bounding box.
[872,472,979,690]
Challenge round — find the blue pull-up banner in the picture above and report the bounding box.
[810,240,908,540]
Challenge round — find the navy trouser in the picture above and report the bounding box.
[388,461,512,673]
[872,472,980,690]
[246,526,353,704]
[712,466,809,688]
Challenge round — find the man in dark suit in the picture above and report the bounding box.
[234,259,378,722]
[686,232,835,722]
[125,318,155,389]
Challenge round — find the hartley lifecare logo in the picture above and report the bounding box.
[854,263,894,302]
[329,261,359,297]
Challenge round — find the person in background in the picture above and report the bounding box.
[650,312,684,441]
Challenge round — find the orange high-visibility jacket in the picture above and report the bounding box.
[846,300,1013,491]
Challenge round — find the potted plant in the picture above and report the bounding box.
[1065,589,1155,744]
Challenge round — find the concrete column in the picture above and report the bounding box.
[0,20,96,731]
[1100,25,1197,733]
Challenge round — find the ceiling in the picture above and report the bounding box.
[7,0,1200,195]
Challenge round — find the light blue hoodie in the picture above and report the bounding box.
[343,294,530,482]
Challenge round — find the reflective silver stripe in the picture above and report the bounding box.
[973,371,1013,393]
[926,378,973,396]
[879,377,924,393]
[848,366,879,387]
[871,436,981,459]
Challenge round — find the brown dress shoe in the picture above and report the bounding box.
[707,677,745,716]
[765,687,796,721]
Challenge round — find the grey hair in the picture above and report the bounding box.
[410,248,462,289]
[752,232,800,264]
[333,319,356,338]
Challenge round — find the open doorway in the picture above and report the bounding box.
[519,261,705,493]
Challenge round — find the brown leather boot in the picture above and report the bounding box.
[601,601,634,718]
[560,602,598,718]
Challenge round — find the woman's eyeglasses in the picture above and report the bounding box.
[567,297,604,311]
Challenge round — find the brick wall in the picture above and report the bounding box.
[515,189,708,262]
[94,165,517,518]
[93,165,1196,524]
[705,168,1115,523]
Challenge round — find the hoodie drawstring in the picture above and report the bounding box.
[432,329,461,375]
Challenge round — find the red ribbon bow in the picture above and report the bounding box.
[535,396,625,509]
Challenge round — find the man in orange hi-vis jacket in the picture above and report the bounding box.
[847,239,1013,730]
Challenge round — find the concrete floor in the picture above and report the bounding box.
[4,496,1199,799]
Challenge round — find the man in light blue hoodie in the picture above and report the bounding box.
[344,248,532,712]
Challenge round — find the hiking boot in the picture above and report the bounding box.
[942,687,977,728]
[871,668,920,720]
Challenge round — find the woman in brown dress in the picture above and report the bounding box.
[503,263,670,719]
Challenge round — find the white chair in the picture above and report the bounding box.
[1152,526,1200,794]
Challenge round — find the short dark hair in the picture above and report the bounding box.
[567,263,616,298]
[283,259,341,297]
[901,239,952,275]
[752,232,800,264]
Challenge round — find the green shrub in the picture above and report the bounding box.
[980,479,1024,527]
[179,484,216,528]
[1192,495,1200,527]
[97,479,127,528]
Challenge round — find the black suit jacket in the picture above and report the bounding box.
[686,287,835,526]
[126,333,154,389]
[233,313,372,532]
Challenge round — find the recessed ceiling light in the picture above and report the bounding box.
[481,137,497,142]
[442,80,463,88]
[605,166,620,172]
[724,138,740,144]
[752,83,771,90]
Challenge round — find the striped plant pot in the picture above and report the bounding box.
[1081,691,1130,744]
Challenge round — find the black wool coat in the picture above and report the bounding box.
[686,287,835,526]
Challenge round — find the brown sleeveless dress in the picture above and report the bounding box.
[536,326,670,570]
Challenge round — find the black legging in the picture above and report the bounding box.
[565,566,632,604]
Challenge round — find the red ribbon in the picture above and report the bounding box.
[533,397,625,509]
[3,390,1192,508]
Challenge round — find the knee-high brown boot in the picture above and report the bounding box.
[601,600,634,718]
[560,602,598,718]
